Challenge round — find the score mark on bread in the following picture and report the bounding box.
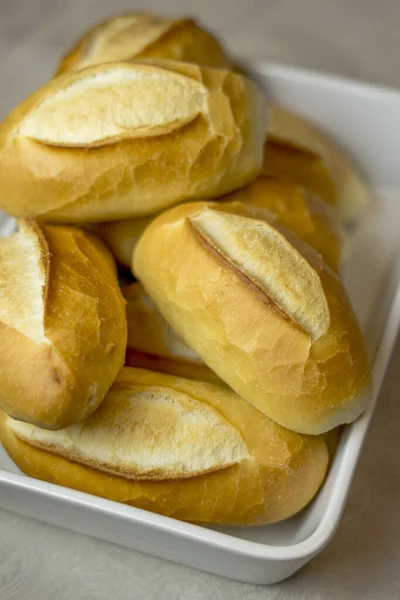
[134,201,371,434]
[0,221,127,429]
[17,65,207,147]
[0,60,266,221]
[7,382,249,480]
[1,367,329,524]
[56,13,233,75]
[190,208,330,341]
[0,221,48,344]
[79,14,177,69]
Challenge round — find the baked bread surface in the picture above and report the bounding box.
[265,105,369,224]
[0,367,329,525]
[56,13,233,75]
[0,60,266,222]
[133,201,371,434]
[0,221,127,429]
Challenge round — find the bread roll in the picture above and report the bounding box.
[95,176,342,270]
[133,201,371,434]
[0,60,266,223]
[56,13,232,75]
[265,106,369,224]
[0,367,329,525]
[0,221,127,429]
[123,283,219,383]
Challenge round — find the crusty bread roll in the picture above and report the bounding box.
[95,176,342,270]
[0,221,127,429]
[0,367,329,525]
[264,106,369,224]
[56,13,232,75]
[133,201,371,434]
[123,283,219,383]
[0,60,266,223]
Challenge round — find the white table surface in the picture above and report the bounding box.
[1,1,400,598]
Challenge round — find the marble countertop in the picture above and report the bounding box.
[1,1,400,598]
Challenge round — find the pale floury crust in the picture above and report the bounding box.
[0,222,127,429]
[0,367,329,525]
[191,208,331,341]
[0,221,49,344]
[0,60,266,222]
[133,201,371,435]
[7,383,249,480]
[56,13,233,75]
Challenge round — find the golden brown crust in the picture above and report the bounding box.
[0,60,266,222]
[264,140,336,206]
[123,282,221,383]
[125,348,222,384]
[133,201,371,434]
[94,216,153,266]
[95,176,343,271]
[56,13,233,75]
[265,105,370,224]
[0,223,127,429]
[7,378,249,481]
[0,367,329,525]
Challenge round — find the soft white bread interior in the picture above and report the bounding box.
[0,221,127,429]
[123,283,220,383]
[0,60,266,222]
[264,105,369,225]
[56,13,233,75]
[0,367,329,525]
[133,201,371,434]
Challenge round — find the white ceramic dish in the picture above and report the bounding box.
[1,63,400,585]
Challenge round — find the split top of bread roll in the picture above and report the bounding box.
[0,367,329,525]
[265,105,369,225]
[0,60,266,223]
[56,13,232,75]
[123,283,220,383]
[0,221,127,429]
[133,201,371,434]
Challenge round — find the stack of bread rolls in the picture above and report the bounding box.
[0,12,371,526]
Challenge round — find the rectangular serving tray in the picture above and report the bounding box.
[1,62,400,585]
